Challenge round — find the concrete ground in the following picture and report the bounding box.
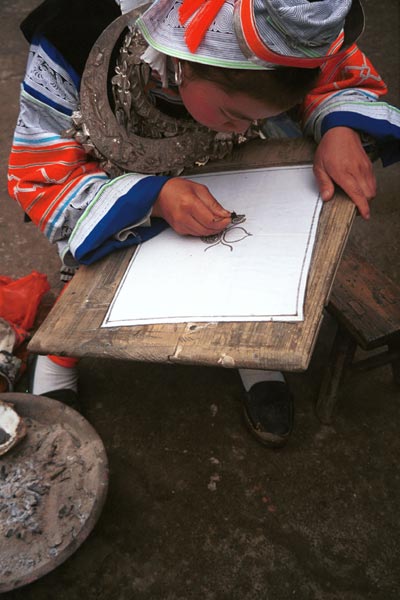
[1,1,399,598]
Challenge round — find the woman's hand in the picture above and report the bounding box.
[152,178,232,235]
[313,127,376,219]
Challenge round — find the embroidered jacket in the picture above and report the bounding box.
[8,0,400,266]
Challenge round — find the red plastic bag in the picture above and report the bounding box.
[0,271,50,332]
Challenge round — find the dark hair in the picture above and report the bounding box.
[183,61,320,109]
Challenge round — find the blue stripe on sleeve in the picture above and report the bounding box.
[32,35,81,90]
[321,111,400,166]
[23,82,73,116]
[76,219,169,265]
[73,176,170,265]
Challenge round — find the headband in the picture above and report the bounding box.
[136,0,364,69]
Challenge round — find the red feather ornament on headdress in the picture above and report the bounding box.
[179,0,226,53]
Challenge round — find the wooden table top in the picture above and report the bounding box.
[29,138,355,371]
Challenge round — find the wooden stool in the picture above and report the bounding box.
[316,245,400,424]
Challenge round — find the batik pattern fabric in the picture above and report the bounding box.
[300,39,400,166]
[8,37,169,266]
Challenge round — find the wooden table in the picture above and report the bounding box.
[29,138,355,371]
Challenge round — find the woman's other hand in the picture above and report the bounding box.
[152,178,232,235]
[313,127,376,219]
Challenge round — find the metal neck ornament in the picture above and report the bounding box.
[65,7,248,177]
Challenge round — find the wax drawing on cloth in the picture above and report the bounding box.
[201,214,252,252]
[103,165,323,327]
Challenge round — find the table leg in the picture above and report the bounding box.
[315,325,357,424]
[388,333,400,386]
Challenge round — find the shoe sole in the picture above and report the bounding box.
[242,405,291,449]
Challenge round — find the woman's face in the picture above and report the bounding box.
[178,70,284,134]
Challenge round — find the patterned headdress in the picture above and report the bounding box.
[136,0,364,69]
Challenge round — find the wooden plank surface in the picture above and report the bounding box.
[329,245,400,349]
[29,138,356,371]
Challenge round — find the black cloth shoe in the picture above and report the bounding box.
[40,388,81,412]
[242,380,294,448]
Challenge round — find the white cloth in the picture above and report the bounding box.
[140,46,169,88]
[32,355,78,395]
[239,369,285,392]
[116,0,150,15]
